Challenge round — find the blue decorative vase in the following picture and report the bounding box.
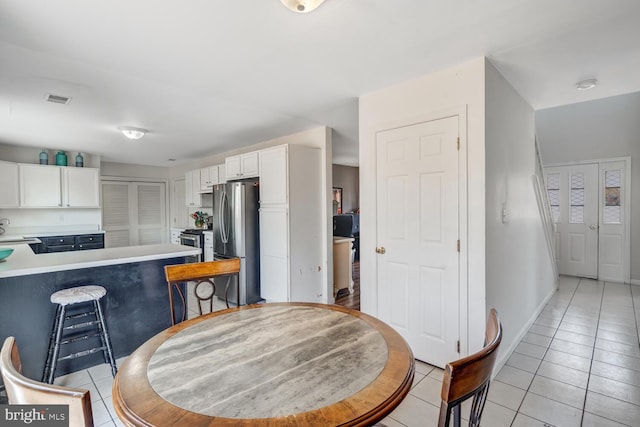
[55,151,67,166]
[39,149,48,165]
[75,153,84,168]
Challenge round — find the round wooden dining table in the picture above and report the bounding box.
[113,302,415,426]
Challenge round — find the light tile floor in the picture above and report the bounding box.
[382,275,640,426]
[55,276,640,426]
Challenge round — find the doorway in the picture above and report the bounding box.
[544,158,630,283]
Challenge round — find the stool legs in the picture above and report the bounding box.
[42,298,117,384]
[42,304,66,384]
[94,300,117,377]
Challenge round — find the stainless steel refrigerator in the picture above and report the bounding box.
[213,181,261,305]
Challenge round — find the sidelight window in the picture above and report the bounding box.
[546,173,560,223]
[603,170,622,224]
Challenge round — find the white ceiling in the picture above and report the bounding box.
[1,0,639,167]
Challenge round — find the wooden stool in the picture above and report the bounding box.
[42,285,117,384]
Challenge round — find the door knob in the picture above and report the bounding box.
[589,224,598,230]
[376,247,386,254]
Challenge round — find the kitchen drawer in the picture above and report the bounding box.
[77,242,103,250]
[43,236,75,246]
[45,244,76,253]
[77,234,104,245]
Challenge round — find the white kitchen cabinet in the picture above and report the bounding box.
[64,168,100,207]
[0,161,20,208]
[185,169,203,207]
[258,145,288,205]
[258,144,323,303]
[218,164,226,184]
[203,231,214,262]
[19,164,100,208]
[225,152,259,181]
[170,228,183,245]
[199,165,221,191]
[259,206,289,302]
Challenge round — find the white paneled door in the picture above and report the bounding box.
[545,164,599,278]
[376,116,460,367]
[545,160,629,282]
[598,161,627,282]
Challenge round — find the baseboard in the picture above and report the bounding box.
[492,279,558,377]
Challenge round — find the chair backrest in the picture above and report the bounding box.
[438,309,502,427]
[1,337,94,427]
[165,258,242,324]
[164,258,241,284]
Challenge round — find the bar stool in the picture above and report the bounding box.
[42,285,117,384]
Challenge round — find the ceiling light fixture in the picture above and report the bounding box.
[280,0,327,13]
[118,126,147,140]
[576,78,598,91]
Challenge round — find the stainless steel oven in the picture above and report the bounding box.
[179,229,204,261]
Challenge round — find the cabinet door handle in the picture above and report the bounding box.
[376,247,386,254]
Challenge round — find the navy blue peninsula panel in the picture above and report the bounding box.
[0,245,198,379]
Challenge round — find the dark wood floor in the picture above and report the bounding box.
[335,260,360,311]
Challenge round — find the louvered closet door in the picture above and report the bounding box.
[102,182,131,248]
[133,183,166,245]
[102,181,166,247]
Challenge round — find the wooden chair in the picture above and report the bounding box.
[164,258,241,325]
[438,308,502,427]
[1,337,94,427]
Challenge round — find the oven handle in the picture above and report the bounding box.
[180,236,198,242]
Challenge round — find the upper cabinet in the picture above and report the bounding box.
[199,165,218,191]
[199,164,226,191]
[259,145,288,205]
[0,161,20,208]
[185,169,202,207]
[18,164,100,208]
[64,168,100,207]
[225,152,259,181]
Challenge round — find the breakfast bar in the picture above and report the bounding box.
[0,242,200,379]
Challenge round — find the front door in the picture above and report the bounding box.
[376,116,460,367]
[545,164,599,278]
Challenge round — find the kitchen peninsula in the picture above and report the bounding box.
[0,242,200,379]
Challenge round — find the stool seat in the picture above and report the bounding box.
[51,285,106,306]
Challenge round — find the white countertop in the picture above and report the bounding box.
[23,230,106,238]
[0,243,201,279]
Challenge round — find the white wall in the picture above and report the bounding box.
[536,92,640,282]
[359,58,487,352]
[485,61,557,365]
[100,161,170,180]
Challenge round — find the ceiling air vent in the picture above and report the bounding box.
[45,93,71,105]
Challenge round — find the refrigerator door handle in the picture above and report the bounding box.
[221,190,230,244]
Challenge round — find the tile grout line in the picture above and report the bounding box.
[577,278,605,427]
[508,277,582,427]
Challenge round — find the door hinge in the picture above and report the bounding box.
[456,240,460,252]
[456,137,460,150]
[457,340,461,353]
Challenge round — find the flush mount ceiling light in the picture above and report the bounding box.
[576,78,598,91]
[118,126,147,140]
[280,0,327,13]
